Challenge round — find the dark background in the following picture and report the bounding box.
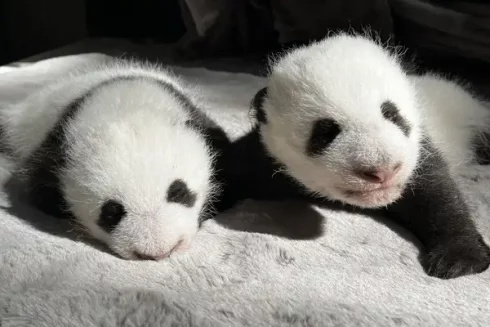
[1,0,490,84]
[0,0,187,65]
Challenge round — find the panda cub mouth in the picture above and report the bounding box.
[341,184,404,207]
[344,185,395,196]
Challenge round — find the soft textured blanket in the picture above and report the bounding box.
[1,54,490,327]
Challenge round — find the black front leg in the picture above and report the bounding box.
[387,138,490,279]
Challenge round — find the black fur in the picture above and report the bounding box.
[152,77,230,151]
[166,179,197,208]
[306,118,342,156]
[216,125,490,279]
[184,119,230,159]
[473,131,490,165]
[381,100,411,136]
[250,87,268,124]
[99,200,127,233]
[214,128,332,213]
[385,137,490,278]
[152,78,209,125]
[22,91,87,219]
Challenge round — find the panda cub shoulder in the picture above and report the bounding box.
[1,58,229,261]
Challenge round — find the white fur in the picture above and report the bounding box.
[1,59,217,260]
[412,73,490,169]
[260,33,422,208]
[260,32,490,209]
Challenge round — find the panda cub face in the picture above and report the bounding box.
[256,34,422,208]
[59,81,216,260]
[61,119,214,260]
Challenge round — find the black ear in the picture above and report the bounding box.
[250,87,268,124]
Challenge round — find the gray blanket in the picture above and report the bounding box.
[1,54,490,327]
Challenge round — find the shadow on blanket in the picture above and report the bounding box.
[214,198,422,253]
[1,174,112,255]
[214,200,326,240]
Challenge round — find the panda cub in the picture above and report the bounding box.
[220,33,490,279]
[1,58,229,261]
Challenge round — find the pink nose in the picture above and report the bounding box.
[133,239,183,261]
[357,163,401,184]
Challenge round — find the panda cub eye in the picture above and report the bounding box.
[306,118,342,156]
[381,100,411,136]
[98,199,127,233]
[166,179,197,208]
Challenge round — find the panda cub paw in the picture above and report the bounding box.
[424,234,490,279]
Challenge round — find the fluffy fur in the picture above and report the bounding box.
[0,58,228,260]
[223,32,490,279]
[412,73,490,168]
[4,57,490,326]
[260,34,422,208]
[257,33,490,208]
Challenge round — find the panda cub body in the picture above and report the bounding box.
[219,33,490,279]
[410,73,490,167]
[1,58,229,261]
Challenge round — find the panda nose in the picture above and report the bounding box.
[133,239,183,261]
[356,163,402,184]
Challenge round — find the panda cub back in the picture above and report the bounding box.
[410,73,490,168]
[1,59,227,261]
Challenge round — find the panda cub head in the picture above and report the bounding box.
[60,78,218,260]
[254,33,422,208]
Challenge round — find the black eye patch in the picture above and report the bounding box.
[381,100,411,136]
[306,118,342,156]
[98,200,127,233]
[166,179,197,208]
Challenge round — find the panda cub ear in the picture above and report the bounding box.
[250,87,268,124]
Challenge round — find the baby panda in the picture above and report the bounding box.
[0,58,229,261]
[218,33,490,279]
